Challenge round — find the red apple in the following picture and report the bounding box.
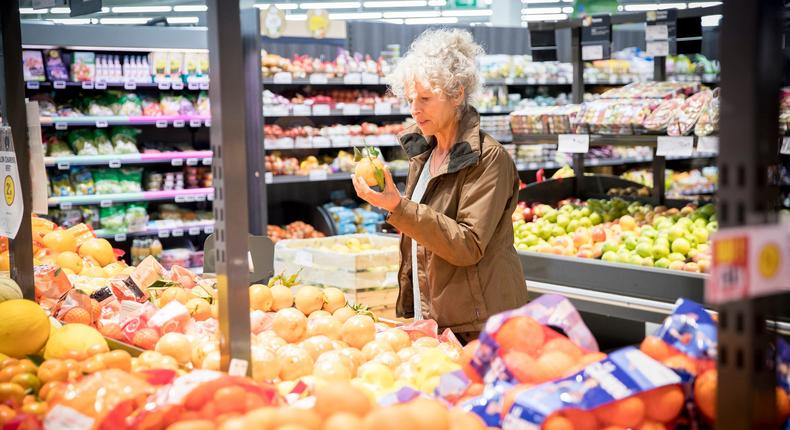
[522,207,534,222]
[590,226,607,243]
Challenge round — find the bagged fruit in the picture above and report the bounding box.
[500,346,684,430]
[52,288,95,325]
[33,265,72,302]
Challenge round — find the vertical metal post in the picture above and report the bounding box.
[570,26,585,196]
[241,8,268,235]
[0,0,35,298]
[652,55,667,205]
[716,0,783,428]
[206,0,252,372]
[653,56,667,82]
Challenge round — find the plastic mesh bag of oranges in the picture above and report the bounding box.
[500,346,685,430]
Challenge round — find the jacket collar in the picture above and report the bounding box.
[398,106,482,174]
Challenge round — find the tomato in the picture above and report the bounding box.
[37,359,68,384]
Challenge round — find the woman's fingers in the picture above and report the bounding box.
[383,167,397,193]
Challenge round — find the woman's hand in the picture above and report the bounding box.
[352,167,401,212]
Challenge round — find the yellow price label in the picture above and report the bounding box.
[4,175,14,206]
[758,243,781,279]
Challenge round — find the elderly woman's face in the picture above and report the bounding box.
[407,81,462,137]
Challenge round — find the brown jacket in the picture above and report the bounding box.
[387,107,528,333]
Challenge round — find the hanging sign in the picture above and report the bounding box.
[580,15,612,61]
[306,10,330,39]
[0,128,23,239]
[261,5,286,39]
[645,9,677,57]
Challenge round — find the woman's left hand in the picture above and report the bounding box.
[352,167,401,212]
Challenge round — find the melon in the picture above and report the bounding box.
[0,299,50,358]
[0,277,23,302]
[78,238,115,267]
[42,230,77,253]
[44,323,107,360]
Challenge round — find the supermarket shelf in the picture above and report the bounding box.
[512,133,719,148]
[514,155,717,171]
[483,77,572,86]
[264,134,400,150]
[40,115,211,128]
[48,188,214,207]
[263,76,385,86]
[25,80,208,91]
[263,106,512,117]
[267,170,408,184]
[44,151,214,168]
[94,220,215,241]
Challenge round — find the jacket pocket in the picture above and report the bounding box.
[427,260,486,328]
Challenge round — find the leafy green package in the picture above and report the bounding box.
[111,127,140,154]
[100,205,126,231]
[69,167,95,195]
[51,172,74,196]
[82,206,101,228]
[86,94,115,116]
[94,129,115,155]
[112,92,143,116]
[68,129,98,155]
[93,169,122,194]
[119,168,143,193]
[46,135,74,157]
[125,203,148,231]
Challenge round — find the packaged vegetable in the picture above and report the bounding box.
[87,94,116,116]
[32,94,57,117]
[112,92,143,116]
[178,95,197,116]
[52,288,95,325]
[668,89,713,136]
[160,95,182,116]
[125,203,149,231]
[51,172,74,196]
[643,96,686,132]
[111,127,140,154]
[100,205,126,231]
[196,91,210,116]
[34,264,73,302]
[119,168,143,193]
[57,102,84,117]
[70,167,96,195]
[46,134,74,156]
[695,89,720,136]
[82,206,101,228]
[67,222,98,248]
[94,129,115,155]
[69,129,99,156]
[70,51,95,82]
[142,96,163,117]
[94,169,122,194]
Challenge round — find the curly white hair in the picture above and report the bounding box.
[387,28,484,108]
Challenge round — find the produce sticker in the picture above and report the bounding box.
[0,128,22,238]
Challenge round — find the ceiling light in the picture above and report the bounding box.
[49,7,71,14]
[254,3,300,10]
[521,13,567,21]
[382,10,440,18]
[442,9,492,17]
[329,11,382,19]
[521,7,562,14]
[112,6,172,13]
[562,6,573,13]
[166,16,200,24]
[99,17,151,24]
[285,13,308,20]
[49,18,92,24]
[701,14,721,26]
[363,1,426,7]
[688,1,721,7]
[19,8,45,14]
[623,3,687,12]
[299,2,361,9]
[404,16,458,24]
[379,18,404,24]
[174,5,209,12]
[427,0,446,5]
[522,0,560,2]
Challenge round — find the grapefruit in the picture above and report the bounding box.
[55,252,83,274]
[78,238,115,267]
[42,230,77,253]
[43,323,106,360]
[0,300,50,358]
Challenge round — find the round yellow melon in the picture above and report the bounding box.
[55,251,84,274]
[42,230,77,253]
[79,238,115,267]
[0,299,51,358]
[44,323,107,360]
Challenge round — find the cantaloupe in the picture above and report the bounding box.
[0,299,50,358]
[44,323,107,360]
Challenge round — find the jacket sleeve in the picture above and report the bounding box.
[387,146,516,267]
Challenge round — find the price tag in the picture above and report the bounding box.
[156,120,168,128]
[309,73,329,84]
[114,233,127,242]
[26,81,40,90]
[505,77,515,85]
[95,120,108,128]
[45,404,96,430]
[697,136,719,153]
[81,81,94,90]
[647,41,670,57]
[781,137,790,155]
[265,172,273,184]
[362,73,379,84]
[312,136,331,148]
[200,82,210,90]
[589,158,599,165]
[309,170,328,181]
[527,78,537,85]
[124,81,137,90]
[190,119,202,128]
[364,136,379,147]
[195,194,206,202]
[557,134,590,153]
[60,202,72,210]
[380,135,398,147]
[57,161,70,170]
[295,137,311,148]
[205,225,215,234]
[94,81,107,90]
[331,136,350,148]
[100,200,112,208]
[185,158,198,166]
[657,136,694,156]
[158,82,171,90]
[204,119,211,127]
[273,72,293,84]
[582,44,604,61]
[342,104,361,116]
[172,229,184,237]
[228,358,249,377]
[189,227,201,235]
[292,105,311,116]
[294,250,313,267]
[343,73,362,85]
[172,81,184,90]
[55,122,68,130]
[173,120,185,128]
[350,136,365,147]
[645,24,669,41]
[53,81,66,89]
[202,157,213,165]
[312,104,331,116]
[609,77,617,84]
[276,137,294,149]
[159,230,170,238]
[374,102,392,115]
[108,160,121,168]
[188,82,199,90]
[537,77,548,85]
[527,162,539,170]
[172,158,184,166]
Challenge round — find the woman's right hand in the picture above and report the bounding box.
[352,167,401,212]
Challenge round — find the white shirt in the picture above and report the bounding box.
[409,151,434,320]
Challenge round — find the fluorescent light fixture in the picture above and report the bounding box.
[562,6,573,13]
[379,18,404,24]
[99,17,151,24]
[427,0,447,5]
[404,16,458,24]
[329,11,382,19]
[521,13,567,21]
[383,10,440,18]
[255,3,300,9]
[442,9,492,17]
[19,8,45,14]
[623,3,687,12]
[49,7,71,14]
[50,18,92,24]
[285,13,308,20]
[174,5,209,12]
[688,1,721,7]
[522,0,560,2]
[363,0,426,7]
[166,16,200,24]
[299,2,360,9]
[521,7,562,14]
[112,6,172,13]
[701,14,721,26]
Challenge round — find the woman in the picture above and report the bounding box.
[352,28,528,342]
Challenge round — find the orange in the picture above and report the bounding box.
[249,284,273,312]
[90,299,102,321]
[503,350,540,383]
[55,251,83,273]
[0,365,28,383]
[406,398,450,430]
[536,351,575,381]
[313,381,371,417]
[244,392,267,412]
[155,332,193,365]
[166,420,217,430]
[11,373,41,393]
[132,328,161,351]
[213,386,248,415]
[270,284,293,311]
[37,360,68,384]
[186,298,212,321]
[542,414,573,430]
[560,408,598,430]
[301,335,334,361]
[461,339,482,382]
[332,306,356,324]
[38,380,65,402]
[323,412,365,430]
[276,345,314,381]
[98,321,123,340]
[0,382,25,405]
[273,308,308,343]
[778,387,790,422]
[542,337,583,361]
[637,421,667,430]
[61,307,92,325]
[270,406,321,430]
[244,407,277,429]
[693,369,717,421]
[294,285,325,316]
[43,230,77,253]
[501,384,533,419]
[448,408,487,430]
[305,316,342,340]
[594,397,646,428]
[21,401,47,416]
[495,316,545,355]
[662,354,698,375]
[341,315,376,349]
[641,385,684,422]
[361,340,394,361]
[78,238,114,266]
[0,404,16,424]
[322,287,347,313]
[363,405,419,430]
[640,336,673,362]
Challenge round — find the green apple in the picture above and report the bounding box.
[625,237,638,251]
[651,244,670,259]
[641,227,658,240]
[516,243,529,250]
[697,243,710,253]
[544,210,558,223]
[654,258,670,269]
[579,217,592,228]
[525,234,540,246]
[668,226,686,242]
[628,254,644,265]
[693,227,709,243]
[602,241,619,253]
[539,225,553,240]
[641,256,654,267]
[571,209,582,219]
[602,251,619,262]
[556,213,570,228]
[580,207,591,217]
[693,218,708,228]
[652,215,668,227]
[668,252,686,262]
[636,243,652,258]
[552,225,566,237]
[671,238,691,255]
[707,221,718,232]
[589,212,602,225]
[560,204,574,213]
[566,220,580,233]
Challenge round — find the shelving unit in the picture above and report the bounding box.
[48,188,214,207]
[40,115,211,128]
